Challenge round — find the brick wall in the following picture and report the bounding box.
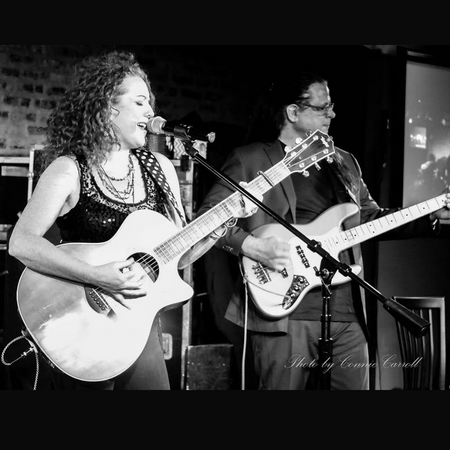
[0,44,260,157]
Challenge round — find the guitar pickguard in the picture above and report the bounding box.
[281,274,310,310]
[248,262,310,311]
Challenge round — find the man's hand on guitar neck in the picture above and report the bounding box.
[430,190,450,223]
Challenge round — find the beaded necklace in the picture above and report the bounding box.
[96,152,136,210]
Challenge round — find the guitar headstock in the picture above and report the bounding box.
[282,130,335,176]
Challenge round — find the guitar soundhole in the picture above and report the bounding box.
[83,253,158,315]
[131,252,159,283]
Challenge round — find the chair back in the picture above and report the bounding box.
[394,296,446,390]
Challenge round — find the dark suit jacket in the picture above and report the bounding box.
[197,139,437,333]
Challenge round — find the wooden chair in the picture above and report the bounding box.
[394,296,446,390]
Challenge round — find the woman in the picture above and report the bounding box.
[8,50,256,390]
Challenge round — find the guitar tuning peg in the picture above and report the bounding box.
[302,170,310,178]
[284,145,292,153]
[295,138,302,145]
[314,163,321,171]
[326,156,333,164]
[320,137,330,147]
[306,130,313,136]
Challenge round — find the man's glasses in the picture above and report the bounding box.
[297,102,334,116]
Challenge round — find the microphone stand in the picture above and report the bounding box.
[182,140,431,388]
[314,258,336,390]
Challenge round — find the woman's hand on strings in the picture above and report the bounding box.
[94,258,148,304]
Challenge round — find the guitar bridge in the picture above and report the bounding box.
[282,275,309,310]
[251,262,271,284]
[86,287,112,315]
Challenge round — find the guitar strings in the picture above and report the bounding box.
[242,261,296,299]
[89,172,274,301]
[89,152,321,301]
[90,156,305,301]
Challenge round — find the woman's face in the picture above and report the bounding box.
[111,76,154,151]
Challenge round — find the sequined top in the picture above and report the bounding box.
[56,151,169,243]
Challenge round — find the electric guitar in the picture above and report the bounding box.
[16,130,335,382]
[241,194,448,319]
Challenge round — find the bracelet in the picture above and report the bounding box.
[225,217,238,227]
[210,225,227,240]
[209,217,239,241]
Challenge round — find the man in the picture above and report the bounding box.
[197,71,450,390]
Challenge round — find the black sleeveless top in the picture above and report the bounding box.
[56,151,169,243]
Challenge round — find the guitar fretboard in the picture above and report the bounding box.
[154,162,292,264]
[151,130,334,264]
[321,194,447,252]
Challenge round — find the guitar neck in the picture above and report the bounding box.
[326,194,447,253]
[154,161,292,264]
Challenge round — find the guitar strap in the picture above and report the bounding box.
[327,161,357,205]
[323,157,374,351]
[330,162,375,369]
[134,148,187,226]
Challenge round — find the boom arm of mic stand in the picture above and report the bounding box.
[184,143,430,338]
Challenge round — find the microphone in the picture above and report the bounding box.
[147,116,216,143]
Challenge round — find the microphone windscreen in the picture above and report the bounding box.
[147,116,166,134]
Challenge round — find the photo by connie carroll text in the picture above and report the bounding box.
[285,354,422,373]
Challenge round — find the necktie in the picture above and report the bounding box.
[135,148,187,226]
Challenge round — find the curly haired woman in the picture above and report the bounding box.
[9,50,257,390]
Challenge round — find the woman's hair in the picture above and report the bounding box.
[43,50,155,169]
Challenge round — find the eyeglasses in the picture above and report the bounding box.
[297,102,334,116]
